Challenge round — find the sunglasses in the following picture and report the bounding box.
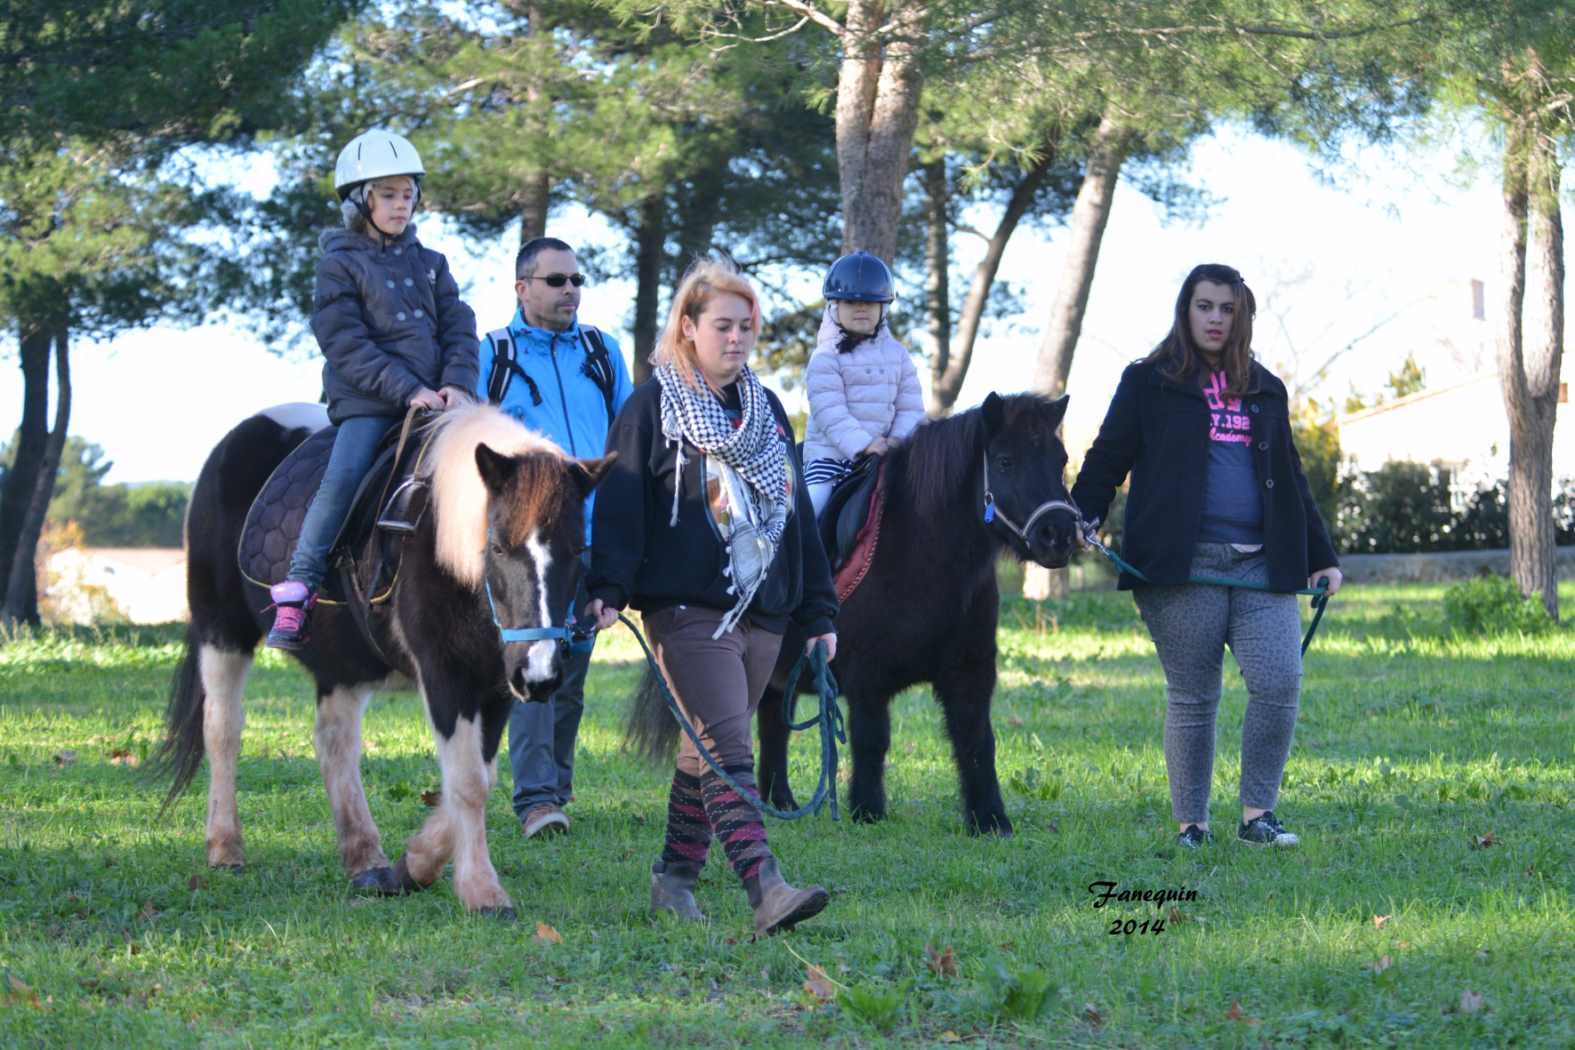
[519,273,586,288]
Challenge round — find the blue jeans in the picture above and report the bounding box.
[287,416,396,590]
[509,641,592,814]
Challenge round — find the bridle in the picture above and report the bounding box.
[980,450,1081,549]
[481,528,592,646]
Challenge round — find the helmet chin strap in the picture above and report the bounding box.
[831,301,885,338]
[350,180,421,242]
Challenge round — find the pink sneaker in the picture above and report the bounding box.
[266,580,316,650]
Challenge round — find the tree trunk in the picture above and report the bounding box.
[520,172,550,243]
[4,324,70,626]
[1024,118,1123,603]
[0,323,51,608]
[1500,120,1563,621]
[518,2,550,243]
[931,139,1060,416]
[835,0,925,263]
[922,157,951,415]
[631,193,665,386]
[673,167,723,276]
[1032,113,1127,399]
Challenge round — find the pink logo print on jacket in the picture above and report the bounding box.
[1202,371,1251,445]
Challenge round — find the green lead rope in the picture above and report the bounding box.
[1084,540,1332,655]
[618,614,845,821]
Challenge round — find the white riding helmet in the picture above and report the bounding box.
[333,130,425,200]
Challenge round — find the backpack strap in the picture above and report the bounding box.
[486,329,542,407]
[578,326,618,424]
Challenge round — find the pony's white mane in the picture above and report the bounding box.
[424,404,561,588]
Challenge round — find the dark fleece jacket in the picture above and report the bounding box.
[311,225,478,423]
[1071,357,1339,594]
[588,378,837,638]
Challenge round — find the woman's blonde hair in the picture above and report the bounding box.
[652,256,762,388]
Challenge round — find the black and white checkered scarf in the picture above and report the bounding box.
[655,362,792,634]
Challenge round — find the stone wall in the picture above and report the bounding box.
[1331,547,1575,583]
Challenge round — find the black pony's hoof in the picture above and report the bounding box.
[967,813,1014,837]
[477,905,518,922]
[350,865,413,896]
[849,806,885,825]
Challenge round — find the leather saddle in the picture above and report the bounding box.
[238,420,430,607]
[817,452,882,574]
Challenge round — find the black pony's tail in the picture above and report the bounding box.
[623,665,678,764]
[148,623,206,811]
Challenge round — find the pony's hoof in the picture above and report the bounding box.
[350,866,408,896]
[381,856,429,895]
[210,862,245,873]
[967,814,1014,837]
[849,807,885,825]
[476,905,518,922]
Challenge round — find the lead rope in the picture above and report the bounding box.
[618,614,845,821]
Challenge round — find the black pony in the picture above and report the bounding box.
[762,392,1076,834]
[155,403,611,917]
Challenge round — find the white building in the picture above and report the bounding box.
[1337,372,1574,489]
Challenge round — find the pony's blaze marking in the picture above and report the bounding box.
[523,530,556,684]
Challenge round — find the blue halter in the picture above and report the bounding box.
[481,530,589,645]
[483,576,580,645]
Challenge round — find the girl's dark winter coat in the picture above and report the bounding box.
[311,226,479,423]
[1071,357,1339,594]
[588,379,837,638]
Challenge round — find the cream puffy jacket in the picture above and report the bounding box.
[802,308,925,464]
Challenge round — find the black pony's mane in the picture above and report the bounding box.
[891,394,1060,520]
[893,403,985,520]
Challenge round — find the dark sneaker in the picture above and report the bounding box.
[1177,824,1213,849]
[1238,811,1299,847]
[265,580,316,650]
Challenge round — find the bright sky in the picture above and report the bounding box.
[4,122,1557,484]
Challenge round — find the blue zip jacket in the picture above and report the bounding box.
[476,308,635,544]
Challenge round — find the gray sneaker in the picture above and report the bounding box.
[1238,811,1299,847]
[521,803,570,839]
[1177,824,1213,849]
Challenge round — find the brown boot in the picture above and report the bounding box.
[650,859,705,921]
[747,858,828,936]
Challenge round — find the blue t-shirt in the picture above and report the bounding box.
[1197,370,1264,545]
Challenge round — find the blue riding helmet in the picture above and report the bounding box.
[822,251,895,303]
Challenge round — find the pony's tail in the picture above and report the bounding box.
[148,624,206,811]
[623,665,678,764]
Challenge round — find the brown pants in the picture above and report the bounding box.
[645,605,784,777]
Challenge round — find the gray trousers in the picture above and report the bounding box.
[507,643,592,815]
[1133,543,1303,826]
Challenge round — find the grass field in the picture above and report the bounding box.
[2,581,1572,1047]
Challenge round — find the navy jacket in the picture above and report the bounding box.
[311,226,479,424]
[588,379,838,638]
[1071,357,1338,593]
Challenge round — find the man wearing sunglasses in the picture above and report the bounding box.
[478,235,635,840]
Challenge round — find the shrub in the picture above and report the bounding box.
[1336,464,1574,554]
[1443,575,1555,636]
